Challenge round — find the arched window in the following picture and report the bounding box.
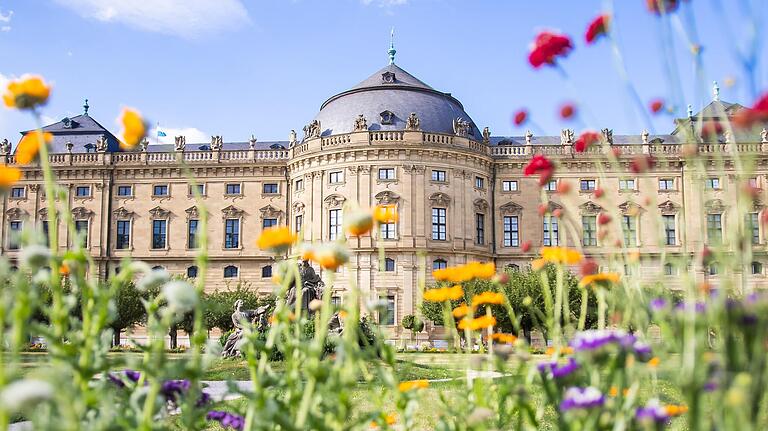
[224,265,239,278]
[152,265,164,271]
[432,259,447,270]
[187,266,198,278]
[751,262,763,275]
[262,265,272,278]
[384,258,395,272]
[505,263,520,272]
[663,263,677,276]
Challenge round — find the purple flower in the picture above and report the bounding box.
[632,340,653,360]
[537,357,579,379]
[160,379,190,401]
[196,391,212,407]
[570,330,635,352]
[207,410,245,430]
[560,386,604,411]
[703,381,718,392]
[125,370,141,382]
[107,373,125,388]
[635,399,669,423]
[649,297,667,312]
[674,302,706,313]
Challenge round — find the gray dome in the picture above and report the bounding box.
[312,64,481,139]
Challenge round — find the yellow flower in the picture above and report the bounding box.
[118,107,147,150]
[3,75,51,109]
[423,285,464,302]
[370,413,397,428]
[648,356,660,368]
[339,310,348,319]
[299,244,316,261]
[472,291,505,306]
[458,315,496,331]
[540,247,583,265]
[578,272,621,289]
[664,404,688,417]
[257,226,297,254]
[16,131,53,165]
[467,262,496,279]
[531,258,546,271]
[373,204,399,224]
[545,346,574,356]
[398,379,428,392]
[490,333,517,344]
[608,386,629,397]
[311,243,349,270]
[432,261,495,283]
[0,165,22,188]
[452,303,473,319]
[344,209,374,236]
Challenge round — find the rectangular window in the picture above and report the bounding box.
[10,187,24,198]
[502,180,518,192]
[383,295,395,326]
[622,215,638,247]
[117,185,133,196]
[75,186,91,197]
[329,209,342,241]
[225,219,240,249]
[41,221,49,247]
[380,222,396,239]
[582,215,597,246]
[747,213,760,245]
[619,179,635,191]
[503,215,519,247]
[152,220,167,249]
[475,177,485,189]
[378,168,395,180]
[190,183,205,196]
[664,263,678,276]
[705,177,721,189]
[263,218,277,229]
[659,178,674,191]
[225,183,241,195]
[544,180,557,191]
[331,296,342,306]
[431,170,446,182]
[116,220,131,250]
[188,220,198,249]
[263,183,279,194]
[8,221,21,250]
[432,208,447,241]
[749,177,759,188]
[153,185,169,196]
[662,215,676,245]
[75,220,88,247]
[295,179,304,191]
[580,179,596,191]
[707,214,722,245]
[475,213,485,245]
[543,216,559,246]
[329,171,344,184]
[295,214,303,233]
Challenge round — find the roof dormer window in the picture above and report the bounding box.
[62,117,72,128]
[381,71,396,83]
[380,110,395,125]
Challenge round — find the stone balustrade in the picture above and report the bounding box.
[3,149,289,167]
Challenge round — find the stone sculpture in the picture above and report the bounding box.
[221,299,270,358]
[405,113,420,131]
[353,114,368,132]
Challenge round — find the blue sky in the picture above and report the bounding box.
[0,0,766,145]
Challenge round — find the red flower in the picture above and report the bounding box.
[594,188,605,198]
[513,109,528,126]
[537,204,549,216]
[598,213,612,225]
[574,130,601,152]
[611,147,622,158]
[552,208,563,218]
[580,259,600,276]
[701,121,724,139]
[556,181,572,195]
[559,103,576,120]
[647,0,680,14]
[524,154,556,186]
[649,98,665,114]
[733,93,768,128]
[528,31,573,69]
[521,240,532,252]
[585,14,610,45]
[630,155,655,174]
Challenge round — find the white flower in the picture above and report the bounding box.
[162,280,198,313]
[137,268,170,292]
[19,244,51,269]
[0,379,54,412]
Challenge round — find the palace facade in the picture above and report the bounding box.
[2,56,767,340]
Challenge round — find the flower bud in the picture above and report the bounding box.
[20,244,51,269]
[162,280,198,313]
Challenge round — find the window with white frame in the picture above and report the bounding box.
[433,259,447,270]
[705,177,721,190]
[658,178,675,191]
[475,176,485,189]
[224,219,240,248]
[329,171,344,184]
[153,184,169,197]
[475,213,485,245]
[544,180,557,191]
[223,265,239,278]
[75,186,91,197]
[431,170,446,182]
[263,183,279,194]
[152,219,167,249]
[619,179,635,191]
[580,179,596,191]
[117,185,133,197]
[663,215,676,246]
[502,180,518,192]
[8,221,21,250]
[189,183,205,196]
[75,220,89,247]
[432,208,447,241]
[10,187,25,199]
[622,215,638,247]
[225,183,242,195]
[582,216,597,246]
[746,213,760,244]
[116,220,131,250]
[380,221,396,239]
[294,178,304,191]
[378,168,395,180]
[329,208,342,240]
[503,215,519,247]
[707,213,722,245]
[543,215,559,246]
[384,258,396,272]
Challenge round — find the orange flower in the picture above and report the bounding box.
[16,131,52,165]
[608,386,629,397]
[458,315,496,331]
[423,285,464,302]
[452,303,474,319]
[578,272,621,289]
[257,226,297,254]
[311,243,349,270]
[545,346,574,356]
[344,209,374,236]
[664,404,688,417]
[3,75,51,109]
[0,165,22,188]
[540,247,583,264]
[370,413,397,429]
[490,333,517,344]
[648,357,660,368]
[118,107,147,150]
[472,291,505,306]
[398,380,428,392]
[299,244,316,261]
[59,262,71,276]
[373,204,398,224]
[432,261,495,283]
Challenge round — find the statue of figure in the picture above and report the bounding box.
[405,113,420,131]
[285,260,324,317]
[95,135,109,152]
[289,129,298,146]
[641,130,649,145]
[174,136,186,152]
[453,117,469,137]
[601,128,613,144]
[560,128,574,145]
[353,114,368,132]
[221,299,270,358]
[0,139,11,155]
[140,138,149,152]
[210,136,224,151]
[761,128,767,144]
[482,127,491,144]
[303,120,321,139]
[249,135,257,150]
[525,130,533,145]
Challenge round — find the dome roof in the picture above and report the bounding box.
[312,64,481,139]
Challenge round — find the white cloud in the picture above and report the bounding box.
[361,0,408,6]
[0,7,13,32]
[149,126,209,146]
[52,0,249,39]
[0,26,10,32]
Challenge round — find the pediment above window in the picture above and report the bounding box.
[259,205,283,219]
[375,190,400,205]
[499,202,523,215]
[292,201,305,213]
[222,205,245,219]
[149,206,171,219]
[579,201,603,215]
[113,207,134,220]
[6,207,28,221]
[429,192,451,207]
[658,200,680,215]
[324,194,346,208]
[619,201,643,216]
[473,198,489,212]
[72,206,94,221]
[704,199,726,214]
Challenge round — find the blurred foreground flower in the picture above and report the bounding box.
[424,285,464,302]
[458,315,496,330]
[489,333,517,344]
[585,14,610,44]
[207,410,245,431]
[538,357,580,379]
[310,243,349,270]
[0,165,22,188]
[528,31,573,68]
[523,154,555,186]
[647,0,680,14]
[559,102,576,120]
[16,131,53,165]
[513,109,528,126]
[0,379,54,413]
[433,261,495,283]
[560,386,604,411]
[373,204,398,224]
[163,280,198,313]
[118,107,148,150]
[472,291,505,306]
[649,98,665,114]
[2,75,51,110]
[398,380,428,392]
[635,398,687,424]
[574,130,600,152]
[733,93,768,128]
[452,303,473,318]
[345,208,374,236]
[257,225,297,254]
[579,272,621,289]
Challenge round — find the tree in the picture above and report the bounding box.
[401,314,424,345]
[421,264,597,341]
[204,281,275,332]
[109,281,147,346]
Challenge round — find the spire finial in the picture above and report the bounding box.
[83,98,89,115]
[712,80,720,101]
[687,104,693,118]
[388,28,396,65]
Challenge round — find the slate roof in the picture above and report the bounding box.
[144,141,288,152]
[18,114,122,153]
[488,134,681,146]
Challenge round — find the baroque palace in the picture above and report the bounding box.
[2,50,768,339]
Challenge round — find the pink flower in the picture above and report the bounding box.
[649,99,665,114]
[574,130,601,152]
[585,14,610,45]
[594,188,605,198]
[524,154,556,186]
[528,31,573,69]
[513,109,528,126]
[630,155,655,174]
[734,93,768,128]
[560,103,576,120]
[522,241,532,252]
[598,213,612,225]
